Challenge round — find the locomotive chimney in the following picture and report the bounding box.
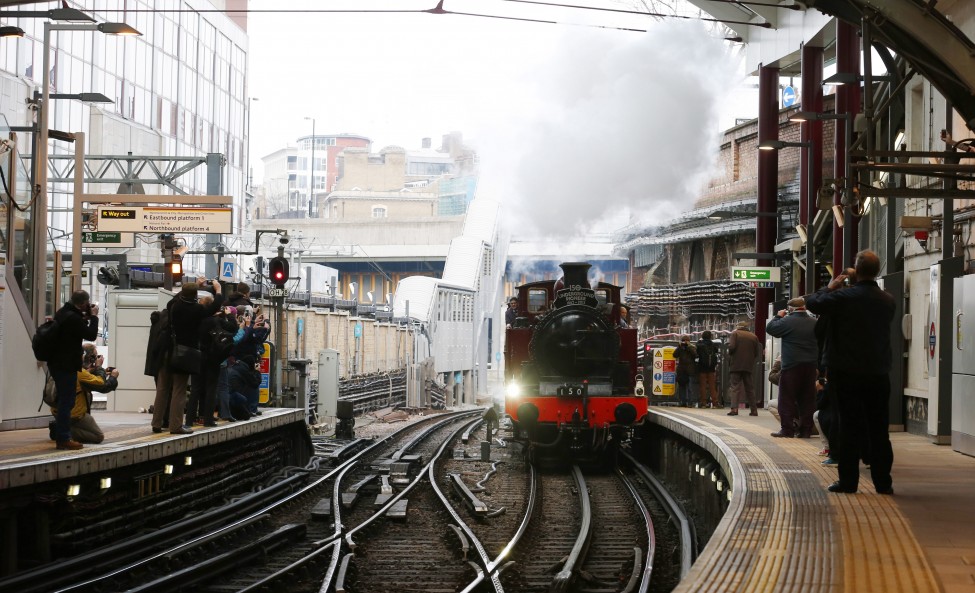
[559,262,592,289]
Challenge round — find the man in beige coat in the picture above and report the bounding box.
[727,321,764,416]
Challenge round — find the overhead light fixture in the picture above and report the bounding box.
[48,129,76,143]
[67,484,81,497]
[184,456,193,466]
[759,139,809,151]
[0,26,25,38]
[50,92,114,103]
[100,477,112,490]
[823,72,859,86]
[97,22,142,36]
[164,464,174,475]
[49,7,97,22]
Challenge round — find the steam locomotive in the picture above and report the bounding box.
[504,262,646,455]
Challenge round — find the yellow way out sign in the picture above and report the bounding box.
[97,206,233,234]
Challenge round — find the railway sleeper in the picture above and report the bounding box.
[448,473,489,518]
[342,474,378,509]
[311,497,333,519]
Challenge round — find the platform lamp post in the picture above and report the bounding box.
[759,139,814,295]
[789,110,854,268]
[32,20,140,322]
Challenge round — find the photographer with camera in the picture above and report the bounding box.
[231,310,270,415]
[151,278,223,435]
[805,250,895,495]
[766,297,818,438]
[48,291,100,450]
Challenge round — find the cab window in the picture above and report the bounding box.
[595,289,610,306]
[527,289,548,313]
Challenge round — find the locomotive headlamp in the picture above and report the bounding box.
[506,382,521,399]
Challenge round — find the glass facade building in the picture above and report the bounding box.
[0,0,248,303]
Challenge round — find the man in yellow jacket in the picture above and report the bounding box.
[49,367,119,444]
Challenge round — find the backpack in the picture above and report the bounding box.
[207,327,235,361]
[38,372,58,412]
[32,318,61,362]
[698,341,718,370]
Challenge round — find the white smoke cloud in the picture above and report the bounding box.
[473,21,739,238]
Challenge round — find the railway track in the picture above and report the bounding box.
[14,410,480,593]
[10,412,694,593]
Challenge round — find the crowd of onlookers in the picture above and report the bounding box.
[45,280,270,450]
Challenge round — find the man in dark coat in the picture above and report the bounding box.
[805,250,895,495]
[505,297,518,328]
[49,290,100,449]
[766,297,819,438]
[151,281,223,434]
[727,321,764,416]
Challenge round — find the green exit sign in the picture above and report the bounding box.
[731,266,781,282]
[82,231,134,248]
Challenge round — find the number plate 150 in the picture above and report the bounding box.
[557,385,587,397]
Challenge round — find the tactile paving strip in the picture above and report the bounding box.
[653,408,939,593]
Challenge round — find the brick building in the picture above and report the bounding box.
[617,99,840,335]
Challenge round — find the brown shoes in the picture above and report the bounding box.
[749,410,759,416]
[56,440,83,450]
[727,410,738,416]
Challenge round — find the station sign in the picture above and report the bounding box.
[731,266,781,282]
[96,206,232,234]
[82,231,135,248]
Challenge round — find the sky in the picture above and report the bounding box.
[247,0,757,237]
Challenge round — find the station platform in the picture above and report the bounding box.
[0,408,305,489]
[653,407,975,593]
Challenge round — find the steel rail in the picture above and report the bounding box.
[621,448,694,578]
[47,411,476,593]
[457,463,538,593]
[234,461,359,593]
[549,465,593,592]
[342,415,483,550]
[148,412,481,593]
[319,416,484,592]
[616,468,656,593]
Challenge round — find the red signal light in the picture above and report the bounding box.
[268,256,289,288]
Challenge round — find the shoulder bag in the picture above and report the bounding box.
[168,307,202,374]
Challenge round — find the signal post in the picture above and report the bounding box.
[268,247,290,397]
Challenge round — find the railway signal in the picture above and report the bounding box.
[268,256,289,288]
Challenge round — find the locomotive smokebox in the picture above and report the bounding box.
[559,262,592,289]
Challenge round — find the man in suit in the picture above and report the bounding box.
[727,321,764,416]
[805,250,895,495]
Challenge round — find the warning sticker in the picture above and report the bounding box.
[650,346,676,397]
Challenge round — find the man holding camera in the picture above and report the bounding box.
[805,250,895,495]
[766,297,818,438]
[48,290,100,450]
